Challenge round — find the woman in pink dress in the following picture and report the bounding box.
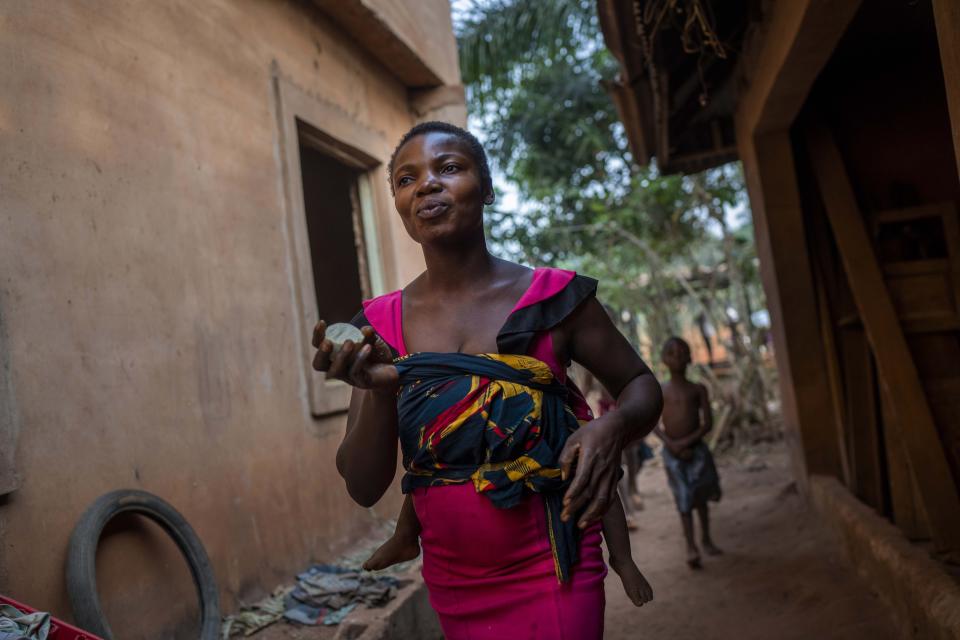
[312,122,662,639]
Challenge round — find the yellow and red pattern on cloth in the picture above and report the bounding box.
[394,351,584,582]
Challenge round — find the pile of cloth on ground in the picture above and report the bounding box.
[222,564,408,636]
[0,603,50,640]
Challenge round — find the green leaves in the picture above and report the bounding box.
[456,0,769,394]
[457,0,621,204]
[457,0,600,96]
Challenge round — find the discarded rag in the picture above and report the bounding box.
[291,565,399,612]
[0,604,50,640]
[221,564,402,636]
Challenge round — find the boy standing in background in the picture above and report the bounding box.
[655,337,722,569]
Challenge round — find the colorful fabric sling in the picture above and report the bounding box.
[393,351,583,582]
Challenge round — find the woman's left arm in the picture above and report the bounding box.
[557,297,663,528]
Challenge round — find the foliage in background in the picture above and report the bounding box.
[455,0,779,446]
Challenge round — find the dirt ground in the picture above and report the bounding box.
[604,444,898,640]
[238,443,898,640]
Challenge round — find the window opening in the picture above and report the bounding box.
[296,119,370,324]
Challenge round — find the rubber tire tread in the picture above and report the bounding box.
[66,489,220,639]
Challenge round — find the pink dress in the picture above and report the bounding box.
[357,268,607,639]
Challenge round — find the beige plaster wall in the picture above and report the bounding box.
[363,0,462,87]
[0,0,450,635]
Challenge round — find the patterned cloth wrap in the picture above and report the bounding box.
[394,351,583,582]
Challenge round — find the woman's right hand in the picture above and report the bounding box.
[312,321,399,392]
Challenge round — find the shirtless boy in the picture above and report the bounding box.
[654,337,722,568]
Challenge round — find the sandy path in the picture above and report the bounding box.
[603,444,897,640]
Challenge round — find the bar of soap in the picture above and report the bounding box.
[325,323,365,354]
[323,322,389,361]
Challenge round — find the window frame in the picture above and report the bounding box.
[0,307,19,495]
[272,66,392,417]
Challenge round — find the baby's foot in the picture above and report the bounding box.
[686,545,702,569]
[702,539,723,556]
[610,557,653,607]
[363,534,421,571]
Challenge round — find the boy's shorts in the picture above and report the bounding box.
[662,441,722,513]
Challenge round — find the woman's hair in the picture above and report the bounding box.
[387,121,493,199]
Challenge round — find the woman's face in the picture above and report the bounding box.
[391,131,489,246]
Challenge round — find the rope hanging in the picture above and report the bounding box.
[634,0,727,107]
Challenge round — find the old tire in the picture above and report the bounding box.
[66,489,220,639]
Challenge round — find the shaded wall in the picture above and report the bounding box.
[734,0,960,549]
[0,0,457,635]
[792,0,960,539]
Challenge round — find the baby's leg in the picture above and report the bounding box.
[363,494,421,571]
[602,491,653,606]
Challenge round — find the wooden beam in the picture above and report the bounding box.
[606,78,654,165]
[731,0,862,491]
[933,0,960,179]
[840,328,884,510]
[738,131,846,486]
[737,0,861,136]
[814,262,852,488]
[596,0,627,70]
[881,393,932,540]
[807,124,960,550]
[808,193,856,488]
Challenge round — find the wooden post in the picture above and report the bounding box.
[933,0,960,178]
[732,0,861,490]
[840,328,884,510]
[813,263,852,488]
[807,124,960,550]
[738,132,846,485]
[881,393,932,540]
[738,0,861,135]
